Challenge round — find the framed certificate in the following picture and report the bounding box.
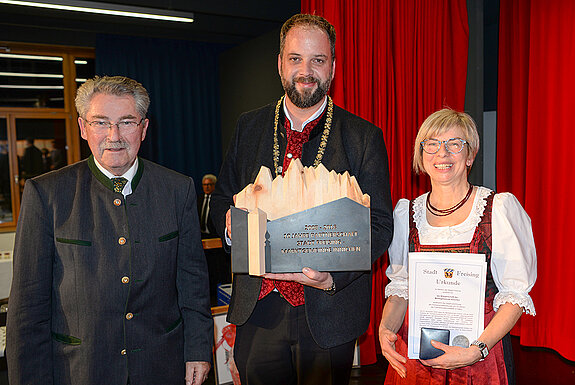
[407,252,486,359]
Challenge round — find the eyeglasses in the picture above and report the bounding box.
[421,138,467,154]
[85,118,144,134]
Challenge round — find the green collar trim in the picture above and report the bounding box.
[132,158,144,191]
[87,155,113,190]
[87,155,144,193]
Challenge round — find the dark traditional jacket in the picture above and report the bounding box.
[210,101,393,348]
[7,156,213,385]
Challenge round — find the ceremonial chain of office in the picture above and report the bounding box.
[273,95,334,177]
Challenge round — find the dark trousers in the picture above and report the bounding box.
[233,292,356,385]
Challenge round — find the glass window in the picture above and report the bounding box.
[0,43,94,230]
[75,58,95,89]
[16,118,67,178]
[0,117,12,224]
[0,53,65,108]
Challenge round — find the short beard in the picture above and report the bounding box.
[282,74,332,109]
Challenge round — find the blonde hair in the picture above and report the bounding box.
[413,108,479,174]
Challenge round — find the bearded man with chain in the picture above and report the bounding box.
[210,14,393,385]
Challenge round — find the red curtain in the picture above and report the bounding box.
[498,0,575,361]
[301,0,469,364]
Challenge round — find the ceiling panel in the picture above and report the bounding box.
[0,0,301,46]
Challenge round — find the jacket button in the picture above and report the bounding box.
[118,237,126,245]
[121,349,127,355]
[126,312,133,320]
[121,276,129,284]
[114,198,122,206]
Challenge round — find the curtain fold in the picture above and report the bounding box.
[95,35,229,187]
[302,0,469,364]
[498,0,575,361]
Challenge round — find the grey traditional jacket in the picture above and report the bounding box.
[7,156,213,385]
[210,102,393,349]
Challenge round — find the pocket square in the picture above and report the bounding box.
[419,327,450,359]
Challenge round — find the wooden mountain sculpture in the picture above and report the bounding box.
[235,159,370,220]
[233,159,371,276]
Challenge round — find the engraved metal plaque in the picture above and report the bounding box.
[231,198,371,273]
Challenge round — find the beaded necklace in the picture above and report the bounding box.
[272,95,333,177]
[426,184,474,216]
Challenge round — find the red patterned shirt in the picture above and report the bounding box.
[258,109,325,306]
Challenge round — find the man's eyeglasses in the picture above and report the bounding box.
[85,118,144,134]
[421,138,467,154]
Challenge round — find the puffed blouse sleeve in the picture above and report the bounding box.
[385,198,410,300]
[491,193,537,315]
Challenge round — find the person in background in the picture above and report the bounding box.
[7,75,213,385]
[199,173,217,238]
[379,108,537,385]
[20,137,43,179]
[210,13,393,385]
[199,173,231,304]
[50,138,67,170]
[41,147,51,173]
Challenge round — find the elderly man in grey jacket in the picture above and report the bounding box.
[7,76,213,385]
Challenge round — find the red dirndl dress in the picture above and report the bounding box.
[384,192,513,385]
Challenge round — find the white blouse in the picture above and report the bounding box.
[385,186,537,315]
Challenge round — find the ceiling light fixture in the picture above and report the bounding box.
[0,72,64,78]
[0,85,64,89]
[0,0,194,23]
[0,53,63,61]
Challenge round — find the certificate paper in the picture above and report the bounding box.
[408,252,486,359]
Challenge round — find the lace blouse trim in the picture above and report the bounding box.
[494,291,536,315]
[385,284,408,300]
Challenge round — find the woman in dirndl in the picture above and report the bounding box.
[379,108,537,385]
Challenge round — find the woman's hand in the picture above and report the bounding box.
[379,326,407,378]
[419,340,482,370]
[378,296,409,378]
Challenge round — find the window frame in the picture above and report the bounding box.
[0,42,94,231]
